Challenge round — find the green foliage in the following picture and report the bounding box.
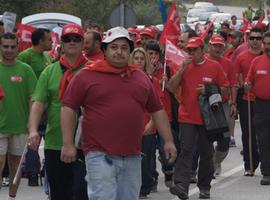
[0,0,166,27]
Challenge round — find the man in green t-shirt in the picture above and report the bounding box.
[27,24,88,200]
[17,28,52,187]
[0,33,37,200]
[17,28,52,78]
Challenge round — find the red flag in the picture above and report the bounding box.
[16,23,36,52]
[159,0,181,46]
[165,39,188,74]
[240,12,253,32]
[199,20,215,41]
[48,31,60,59]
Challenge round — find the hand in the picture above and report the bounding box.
[230,104,238,118]
[196,84,205,95]
[61,144,77,163]
[27,131,40,151]
[244,82,252,92]
[183,56,192,68]
[163,141,177,163]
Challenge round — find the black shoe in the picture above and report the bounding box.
[165,173,173,188]
[199,189,210,199]
[169,183,188,199]
[28,175,39,186]
[190,174,197,184]
[260,176,270,185]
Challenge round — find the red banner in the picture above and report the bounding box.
[16,23,36,52]
[48,31,60,59]
[159,0,181,46]
[165,39,187,73]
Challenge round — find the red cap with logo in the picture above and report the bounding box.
[140,27,155,38]
[61,24,84,38]
[186,37,204,48]
[209,35,225,46]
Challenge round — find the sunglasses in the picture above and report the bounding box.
[62,36,83,43]
[249,36,262,41]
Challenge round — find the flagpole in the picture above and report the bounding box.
[162,41,167,91]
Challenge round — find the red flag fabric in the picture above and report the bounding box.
[159,0,181,46]
[48,31,60,59]
[16,23,36,52]
[165,39,187,68]
[199,20,214,41]
[240,12,253,32]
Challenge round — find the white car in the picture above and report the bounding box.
[187,9,217,24]
[194,2,214,8]
[209,13,232,23]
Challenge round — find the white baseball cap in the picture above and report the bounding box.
[102,26,131,43]
[101,26,134,51]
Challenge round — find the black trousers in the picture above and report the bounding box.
[45,149,89,200]
[254,99,270,176]
[140,134,157,195]
[45,149,73,200]
[239,100,260,171]
[174,123,214,190]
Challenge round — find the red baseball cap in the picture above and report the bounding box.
[186,37,204,48]
[61,24,84,38]
[140,27,155,38]
[128,27,138,35]
[209,35,225,46]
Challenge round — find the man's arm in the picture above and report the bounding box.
[28,101,45,150]
[168,58,191,93]
[60,106,77,163]
[151,109,177,162]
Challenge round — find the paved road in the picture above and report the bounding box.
[1,121,270,200]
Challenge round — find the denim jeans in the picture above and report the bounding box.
[85,151,141,200]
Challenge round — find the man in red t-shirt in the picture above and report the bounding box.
[169,37,229,199]
[235,27,263,176]
[245,31,270,185]
[83,30,104,61]
[60,26,177,200]
[207,35,238,176]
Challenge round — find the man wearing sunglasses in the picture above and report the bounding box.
[169,37,229,199]
[245,31,270,186]
[60,26,177,200]
[235,27,263,177]
[27,24,88,200]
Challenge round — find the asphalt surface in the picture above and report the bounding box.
[1,120,269,200]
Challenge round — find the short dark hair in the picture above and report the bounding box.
[31,28,50,45]
[0,21,3,26]
[86,30,102,42]
[145,39,161,54]
[185,29,197,38]
[0,32,18,44]
[249,27,264,35]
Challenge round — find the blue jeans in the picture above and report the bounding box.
[85,151,141,200]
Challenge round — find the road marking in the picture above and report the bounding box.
[171,165,244,200]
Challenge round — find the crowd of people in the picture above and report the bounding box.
[0,3,269,200]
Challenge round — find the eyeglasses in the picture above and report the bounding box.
[62,36,83,43]
[249,36,262,41]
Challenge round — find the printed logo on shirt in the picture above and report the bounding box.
[10,76,23,83]
[256,70,268,75]
[202,77,213,83]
